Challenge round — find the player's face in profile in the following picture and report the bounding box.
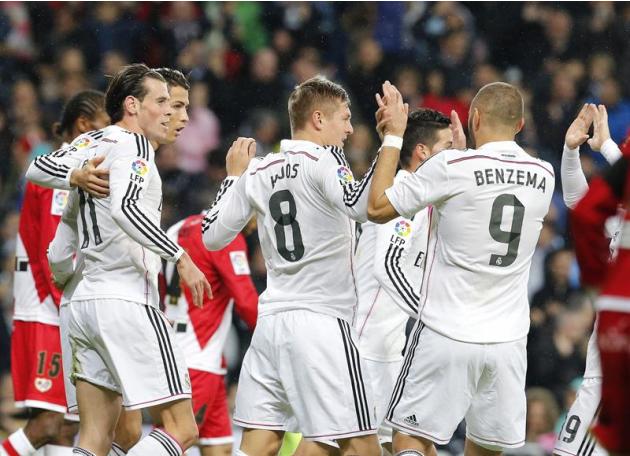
[163,86,190,145]
[322,101,353,148]
[87,109,111,131]
[137,78,172,143]
[430,127,454,155]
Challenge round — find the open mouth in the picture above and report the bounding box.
[175,127,185,136]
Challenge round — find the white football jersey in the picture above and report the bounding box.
[203,139,376,322]
[354,170,429,361]
[66,125,184,306]
[386,141,554,343]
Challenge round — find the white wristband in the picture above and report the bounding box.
[382,135,403,150]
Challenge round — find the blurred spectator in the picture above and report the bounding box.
[347,37,388,122]
[526,387,560,450]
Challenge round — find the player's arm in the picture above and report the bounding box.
[25,135,110,197]
[212,235,258,329]
[368,82,410,223]
[109,137,211,306]
[571,155,628,288]
[202,138,256,251]
[47,191,80,289]
[372,218,421,317]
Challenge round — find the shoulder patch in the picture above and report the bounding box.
[393,219,412,238]
[229,251,251,275]
[337,166,354,184]
[72,136,92,149]
[50,189,69,216]
[131,159,149,176]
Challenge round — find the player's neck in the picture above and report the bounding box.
[473,131,516,149]
[291,130,325,147]
[116,118,145,136]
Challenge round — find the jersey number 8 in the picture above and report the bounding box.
[269,190,304,262]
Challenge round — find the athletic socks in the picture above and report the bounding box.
[126,430,182,456]
[1,429,37,455]
[107,443,127,456]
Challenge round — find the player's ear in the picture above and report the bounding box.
[75,115,91,134]
[515,117,525,134]
[312,110,324,131]
[124,95,138,116]
[415,143,429,162]
[472,108,480,131]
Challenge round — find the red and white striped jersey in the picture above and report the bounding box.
[13,182,68,325]
[163,215,258,374]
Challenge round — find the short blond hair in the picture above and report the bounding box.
[288,75,349,133]
[471,82,523,128]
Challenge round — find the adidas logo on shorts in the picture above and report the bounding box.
[404,414,419,427]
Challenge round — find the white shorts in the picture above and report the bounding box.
[233,310,377,441]
[59,304,79,420]
[365,358,403,444]
[385,322,526,449]
[64,299,191,411]
[554,377,606,456]
[583,321,601,379]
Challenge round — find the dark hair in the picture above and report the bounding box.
[105,63,166,123]
[53,90,105,139]
[288,75,349,133]
[400,109,451,167]
[154,67,190,91]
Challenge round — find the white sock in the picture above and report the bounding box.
[127,430,182,456]
[2,429,37,455]
[234,451,250,456]
[72,449,95,456]
[107,443,127,456]
[43,446,73,456]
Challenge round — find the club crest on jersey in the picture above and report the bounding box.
[337,166,353,184]
[73,137,91,149]
[230,251,251,275]
[34,377,52,393]
[131,159,148,178]
[394,220,411,238]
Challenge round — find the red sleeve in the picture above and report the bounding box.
[210,234,258,329]
[571,156,628,287]
[20,183,62,307]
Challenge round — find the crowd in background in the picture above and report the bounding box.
[0,2,629,452]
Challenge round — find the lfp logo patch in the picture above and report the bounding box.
[394,220,411,237]
[74,137,91,149]
[337,166,353,184]
[132,159,148,176]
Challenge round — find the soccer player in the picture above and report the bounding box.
[46,64,210,456]
[368,81,555,456]
[202,76,382,456]
[353,108,463,454]
[571,141,630,456]
[1,90,109,456]
[163,214,258,456]
[555,104,621,456]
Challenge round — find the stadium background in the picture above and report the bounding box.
[0,1,629,454]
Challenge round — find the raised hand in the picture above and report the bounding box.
[450,110,466,149]
[564,104,594,150]
[70,155,110,198]
[226,137,256,176]
[375,81,408,138]
[587,104,611,152]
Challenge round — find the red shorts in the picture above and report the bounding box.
[11,321,67,413]
[190,369,233,446]
[593,310,630,453]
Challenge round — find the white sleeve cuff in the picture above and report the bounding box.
[562,143,580,158]
[600,138,622,165]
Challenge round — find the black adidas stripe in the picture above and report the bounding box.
[33,159,68,179]
[122,182,178,257]
[33,156,70,178]
[73,448,96,456]
[78,190,90,249]
[127,183,180,253]
[384,244,419,314]
[110,443,126,456]
[328,146,378,207]
[145,306,182,396]
[386,322,425,420]
[341,320,372,429]
[337,319,371,431]
[201,179,235,233]
[134,133,148,160]
[149,307,184,393]
[149,429,179,456]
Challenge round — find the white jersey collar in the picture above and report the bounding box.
[476,141,523,154]
[280,139,324,152]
